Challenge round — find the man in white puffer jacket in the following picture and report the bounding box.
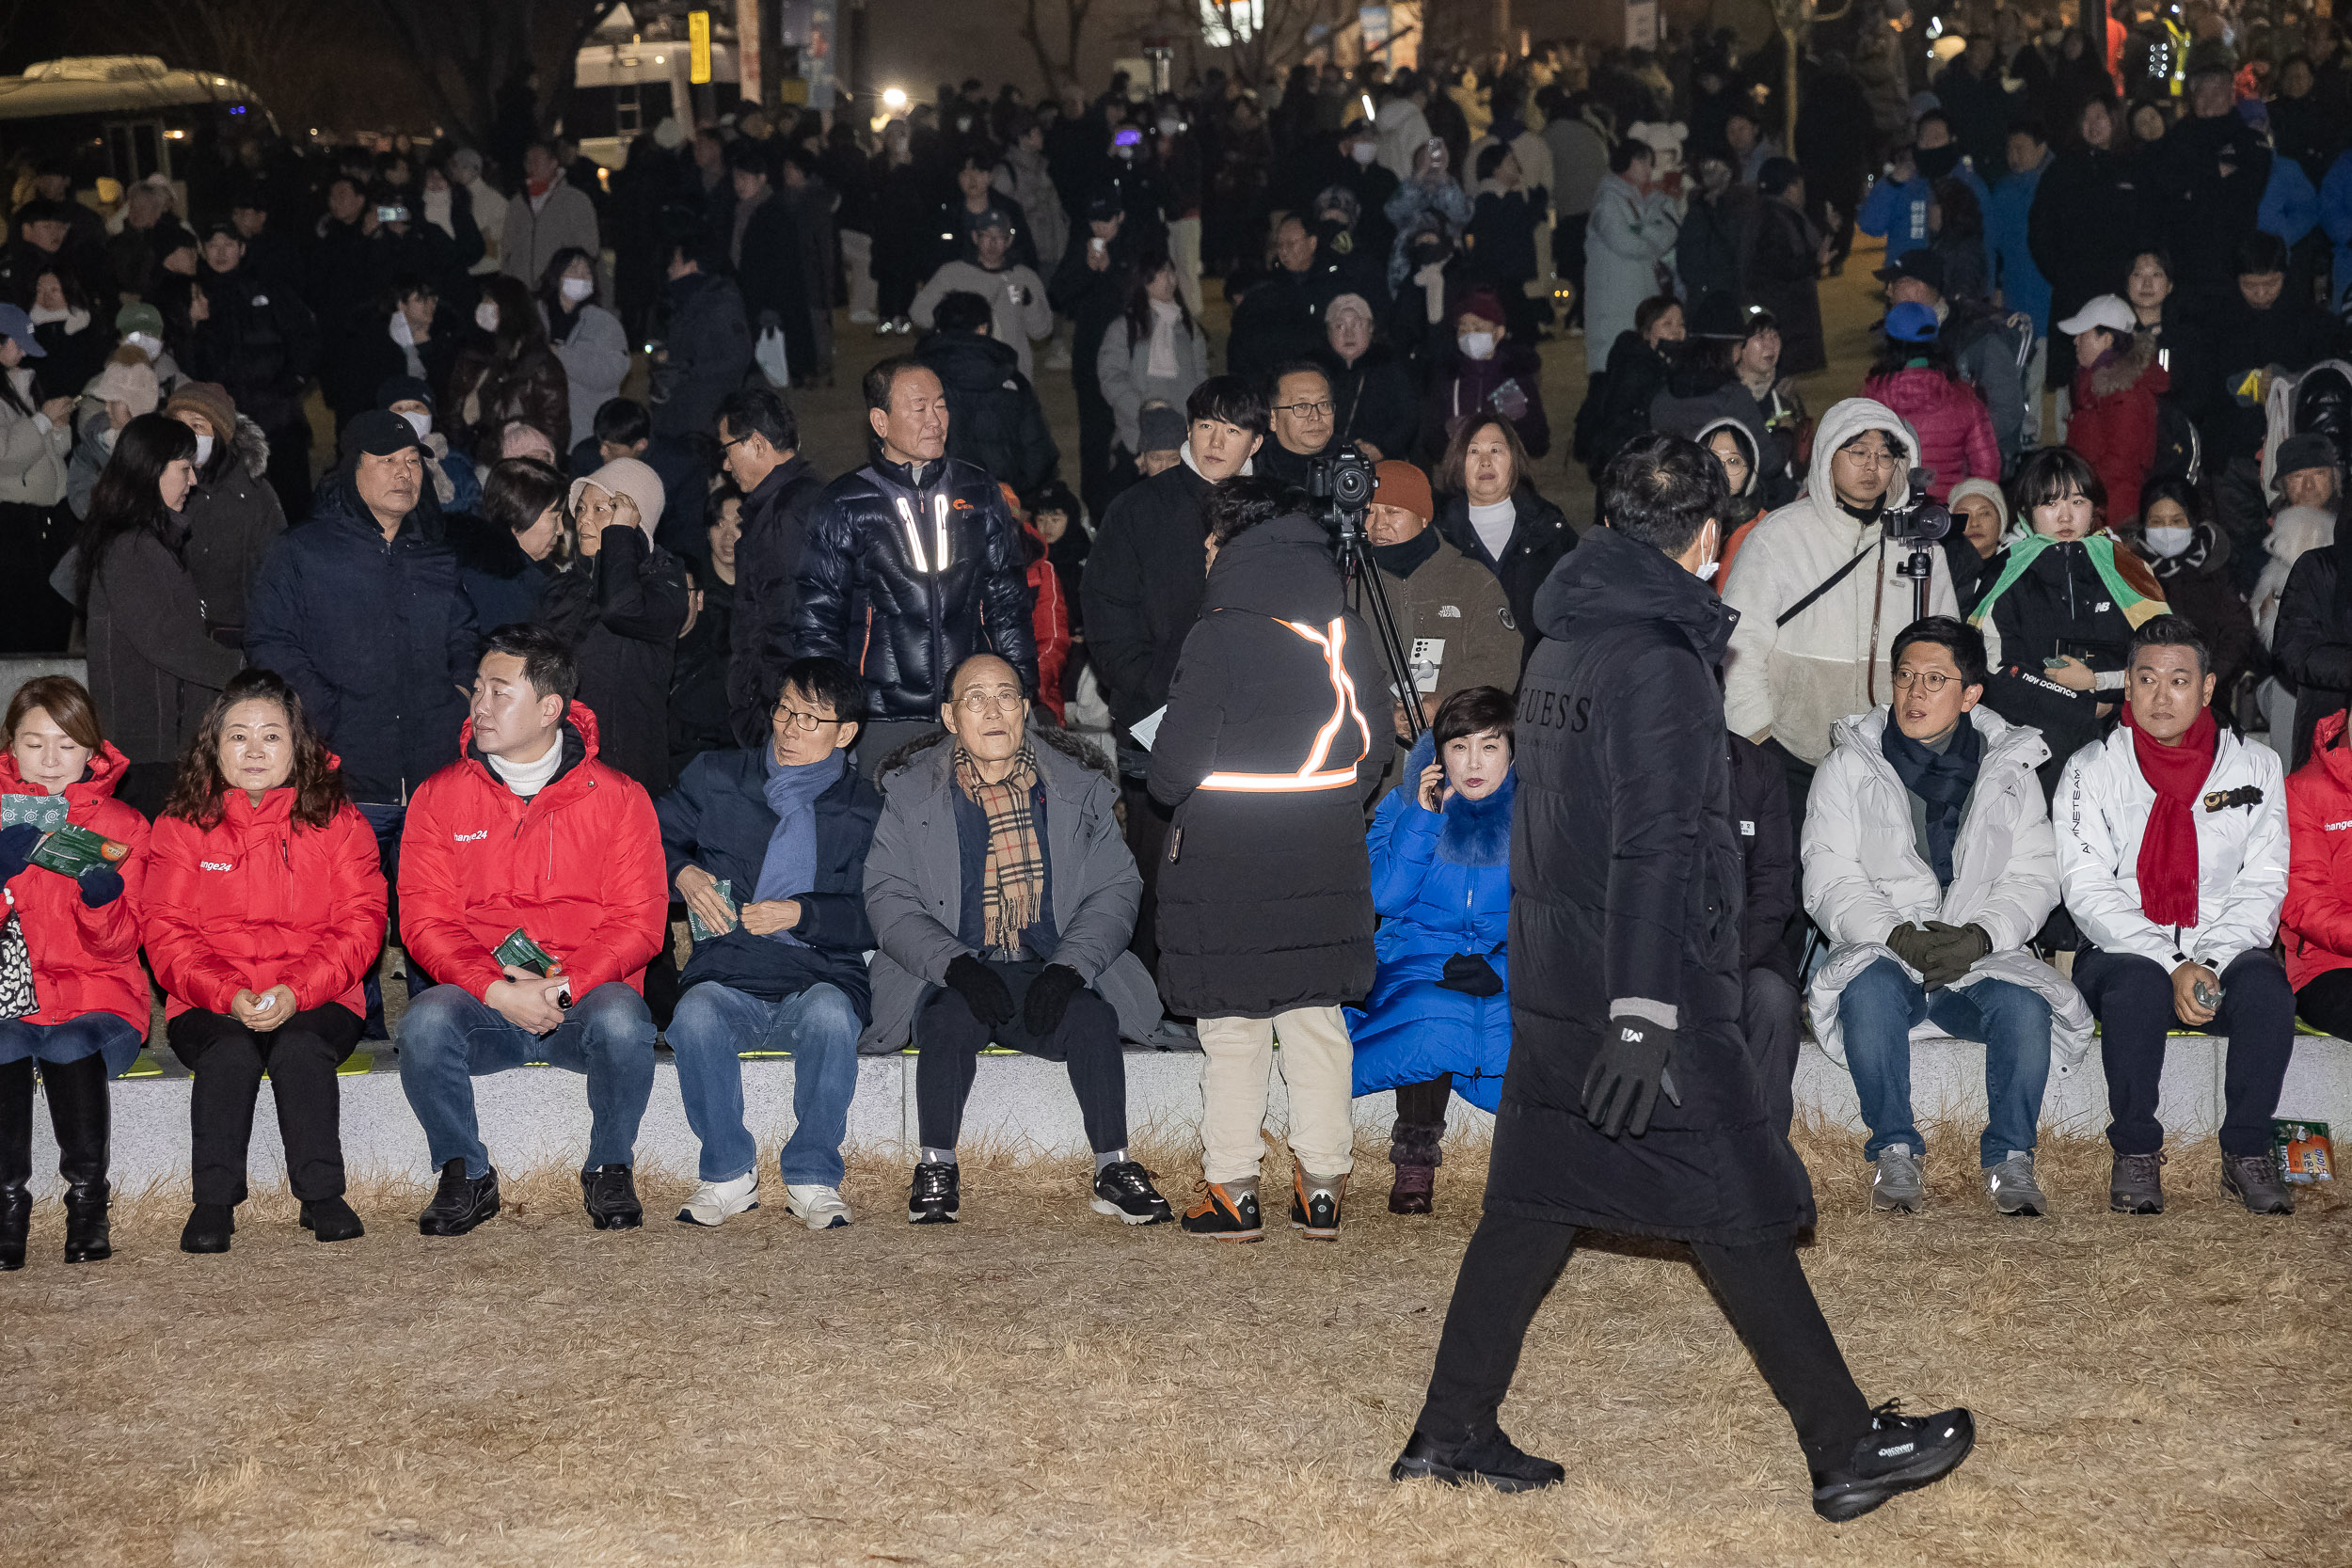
[1804,617,2089,1217]
[2056,614,2299,1218]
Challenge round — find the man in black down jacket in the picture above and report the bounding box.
[718,387,830,747]
[793,356,1039,772]
[1081,375,1266,972]
[192,223,320,518]
[1392,435,1976,1520]
[649,214,756,443]
[1150,477,1393,1243]
[913,290,1060,495]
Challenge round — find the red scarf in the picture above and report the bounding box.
[2122,705,2217,927]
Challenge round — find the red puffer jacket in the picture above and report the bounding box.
[1861,367,2000,500]
[0,745,151,1035]
[143,786,388,1020]
[1024,523,1071,721]
[397,704,668,1000]
[2282,709,2352,990]
[2066,341,2169,526]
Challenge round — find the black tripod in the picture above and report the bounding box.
[1328,500,1425,746]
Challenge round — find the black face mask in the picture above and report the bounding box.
[1916,143,1964,182]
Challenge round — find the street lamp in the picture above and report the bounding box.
[881,86,908,112]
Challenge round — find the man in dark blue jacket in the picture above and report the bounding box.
[659,656,881,1231]
[793,356,1039,774]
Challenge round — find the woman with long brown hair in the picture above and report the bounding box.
[143,669,387,1254]
[446,273,569,459]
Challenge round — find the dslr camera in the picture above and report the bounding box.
[1308,449,1375,539]
[1886,466,1951,595]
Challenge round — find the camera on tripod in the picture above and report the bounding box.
[1308,449,1426,742]
[1308,449,1376,523]
[1886,466,1952,614]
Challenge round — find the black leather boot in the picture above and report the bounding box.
[44,1053,112,1263]
[0,1058,32,1271]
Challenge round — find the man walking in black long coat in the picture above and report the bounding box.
[1390,434,1976,1523]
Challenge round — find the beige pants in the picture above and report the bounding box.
[1168,214,1205,318]
[841,230,877,320]
[1197,1007,1356,1184]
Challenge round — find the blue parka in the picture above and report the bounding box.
[1346,732,1516,1111]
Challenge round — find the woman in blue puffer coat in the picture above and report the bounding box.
[1347,686,1515,1217]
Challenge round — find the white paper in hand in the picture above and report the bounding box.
[1129,705,1168,750]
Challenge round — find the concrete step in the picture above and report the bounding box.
[20,1034,2352,1196]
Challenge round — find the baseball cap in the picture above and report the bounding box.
[1883,301,1942,343]
[2055,294,2136,337]
[340,408,426,460]
[1873,248,1947,293]
[969,206,1013,233]
[115,301,165,338]
[0,305,46,357]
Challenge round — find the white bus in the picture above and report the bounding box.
[0,55,273,195]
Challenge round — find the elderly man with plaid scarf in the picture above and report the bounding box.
[863,654,1175,1226]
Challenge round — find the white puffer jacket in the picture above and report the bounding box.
[1802,705,2090,1068]
[1722,398,1961,766]
[2055,721,2287,973]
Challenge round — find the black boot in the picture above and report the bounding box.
[180,1202,235,1254]
[44,1053,112,1263]
[0,1058,32,1271]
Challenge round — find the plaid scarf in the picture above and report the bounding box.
[956,741,1043,955]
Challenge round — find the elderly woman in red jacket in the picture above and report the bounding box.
[0,676,148,1271]
[144,669,387,1255]
[2057,294,2169,527]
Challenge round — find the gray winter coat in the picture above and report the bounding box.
[860,732,1161,1051]
[501,177,602,296]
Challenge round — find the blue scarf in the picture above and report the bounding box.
[1880,714,1980,886]
[1437,768,1516,866]
[755,747,843,944]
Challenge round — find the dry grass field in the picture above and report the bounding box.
[2,1118,2344,1568]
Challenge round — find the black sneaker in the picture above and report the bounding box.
[580,1164,644,1230]
[2109,1149,2166,1214]
[1811,1402,1976,1522]
[1090,1161,1173,1225]
[1390,1428,1565,1493]
[298,1196,365,1243]
[1180,1181,1263,1241]
[2220,1151,2296,1214]
[908,1160,961,1224]
[1290,1169,1346,1239]
[419,1160,501,1236]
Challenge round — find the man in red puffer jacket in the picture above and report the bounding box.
[396,626,669,1237]
[2283,708,2352,1036]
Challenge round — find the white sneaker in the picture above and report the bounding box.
[786,1182,852,1230]
[675,1170,759,1227]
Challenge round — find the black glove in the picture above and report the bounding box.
[1581,1015,1683,1139]
[943,954,1015,1028]
[1886,921,1939,974]
[77,864,124,910]
[1915,920,1993,990]
[1023,963,1087,1036]
[0,824,38,885]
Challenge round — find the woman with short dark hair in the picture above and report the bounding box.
[144,669,388,1254]
[1431,415,1575,655]
[454,455,575,633]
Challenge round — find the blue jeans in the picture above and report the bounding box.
[664,980,864,1185]
[354,801,406,1037]
[0,1014,143,1077]
[1836,958,2053,1166]
[396,981,656,1178]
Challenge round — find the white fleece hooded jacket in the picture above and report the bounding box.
[1722,397,1960,765]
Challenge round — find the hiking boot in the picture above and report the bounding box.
[785,1183,852,1230]
[1291,1169,1346,1239]
[1983,1152,2047,1217]
[1090,1161,1173,1225]
[1811,1402,1976,1522]
[0,1183,25,1272]
[675,1170,759,1227]
[580,1164,643,1230]
[1870,1146,1924,1212]
[1180,1181,1263,1241]
[179,1202,235,1255]
[2219,1152,2296,1215]
[298,1196,365,1243]
[2109,1150,2166,1214]
[419,1159,501,1236]
[1391,1428,1565,1493]
[1389,1163,1435,1215]
[907,1161,960,1225]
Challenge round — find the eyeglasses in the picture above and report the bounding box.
[1838,446,1901,469]
[1891,670,1960,693]
[771,704,838,731]
[1274,400,1335,418]
[954,688,1025,715]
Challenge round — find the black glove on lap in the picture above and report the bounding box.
[944,954,1015,1028]
[1023,963,1087,1037]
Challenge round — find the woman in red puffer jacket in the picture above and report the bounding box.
[0,676,149,1270]
[144,669,387,1255]
[1861,303,1999,501]
[2060,300,2169,527]
[2284,708,2352,1037]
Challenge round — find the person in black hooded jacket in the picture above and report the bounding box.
[1391,433,1977,1518]
[1572,293,1683,484]
[913,291,1060,496]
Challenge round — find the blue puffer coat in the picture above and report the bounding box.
[1346,733,1515,1111]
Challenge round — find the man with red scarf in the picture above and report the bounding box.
[2056,615,2298,1216]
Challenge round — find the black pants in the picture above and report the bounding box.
[1766,738,1817,972]
[2295,966,2352,1037]
[169,1005,361,1205]
[1742,967,1804,1135]
[915,959,1128,1154]
[2074,946,2296,1159]
[1417,1210,1872,1468]
[1120,777,1174,977]
[1391,1073,1452,1165]
[1073,358,1115,519]
[1549,213,1588,326]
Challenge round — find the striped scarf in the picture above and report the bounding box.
[956,741,1043,955]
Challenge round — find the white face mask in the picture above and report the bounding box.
[475,301,501,333]
[1157,117,1181,137]
[1458,331,1497,360]
[2144,524,2194,557]
[126,331,162,358]
[96,426,117,452]
[192,434,215,466]
[560,276,595,304]
[1695,523,1723,580]
[399,408,432,438]
[1352,140,1378,166]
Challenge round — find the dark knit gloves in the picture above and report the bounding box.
[0,824,36,886]
[1888,921,1993,990]
[944,954,1015,1027]
[76,865,124,909]
[1582,1016,1683,1139]
[1023,964,1087,1037]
